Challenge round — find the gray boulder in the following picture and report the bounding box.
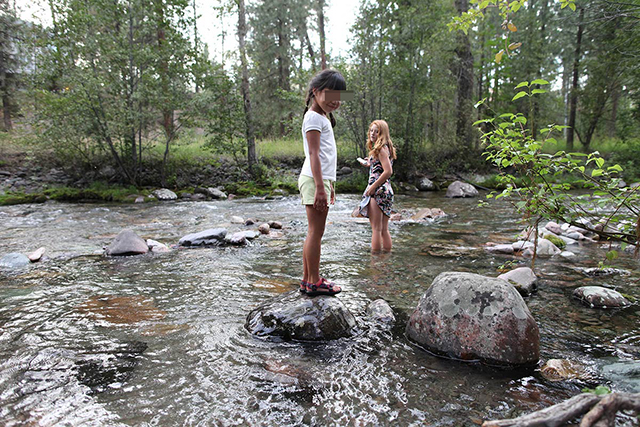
[417,177,436,191]
[445,181,479,198]
[245,291,357,341]
[512,241,535,252]
[366,299,395,326]
[106,229,149,256]
[573,286,631,308]
[498,267,537,296]
[179,228,227,246]
[152,188,177,201]
[537,238,561,256]
[406,272,539,366]
[0,253,31,269]
[545,221,564,235]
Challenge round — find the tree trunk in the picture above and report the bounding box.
[1,72,11,131]
[317,0,326,69]
[237,0,257,170]
[567,7,584,152]
[608,83,619,138]
[454,0,474,149]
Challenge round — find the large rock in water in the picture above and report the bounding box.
[406,272,540,366]
[106,230,149,256]
[245,291,357,341]
[445,181,479,198]
[178,228,227,246]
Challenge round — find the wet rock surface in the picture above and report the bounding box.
[152,188,177,201]
[106,229,149,256]
[406,272,540,366]
[498,267,537,296]
[178,228,228,246]
[0,252,31,269]
[573,286,632,308]
[245,291,357,341]
[445,181,479,198]
[366,299,395,326]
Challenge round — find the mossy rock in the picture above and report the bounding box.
[544,234,566,250]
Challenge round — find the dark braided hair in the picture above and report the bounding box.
[303,69,347,128]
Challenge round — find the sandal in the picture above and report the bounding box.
[304,278,342,297]
[299,280,309,293]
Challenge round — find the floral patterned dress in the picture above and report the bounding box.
[358,156,394,218]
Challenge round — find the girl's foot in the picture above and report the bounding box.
[304,278,342,297]
[299,280,309,293]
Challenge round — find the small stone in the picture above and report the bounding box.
[258,223,270,234]
[560,251,576,258]
[244,218,256,226]
[134,196,145,203]
[498,267,537,296]
[179,228,227,246]
[268,221,283,229]
[231,216,244,224]
[366,299,395,326]
[28,247,46,262]
[485,244,515,254]
[512,241,535,252]
[225,232,248,245]
[146,239,170,253]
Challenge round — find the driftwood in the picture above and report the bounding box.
[482,392,640,427]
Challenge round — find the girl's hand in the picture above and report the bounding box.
[314,190,329,212]
[357,157,370,167]
[365,186,377,197]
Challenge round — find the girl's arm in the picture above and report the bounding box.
[365,146,393,196]
[307,130,328,211]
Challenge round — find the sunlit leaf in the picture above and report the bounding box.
[507,22,517,32]
[592,169,603,177]
[508,42,522,50]
[532,89,547,95]
[569,3,576,11]
[495,49,505,63]
[515,81,529,89]
[531,79,550,85]
[596,158,605,168]
[512,91,528,101]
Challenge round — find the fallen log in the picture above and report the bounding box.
[482,392,640,427]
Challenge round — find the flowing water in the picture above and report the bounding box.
[0,192,638,426]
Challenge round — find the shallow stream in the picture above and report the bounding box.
[0,192,638,426]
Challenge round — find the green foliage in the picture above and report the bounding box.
[582,385,611,396]
[610,139,640,181]
[544,235,566,249]
[480,82,640,249]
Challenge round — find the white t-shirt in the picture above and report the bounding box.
[300,110,337,181]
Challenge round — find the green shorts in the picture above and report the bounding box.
[298,175,333,206]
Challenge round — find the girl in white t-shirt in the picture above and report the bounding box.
[297,69,346,296]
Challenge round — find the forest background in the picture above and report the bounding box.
[0,0,639,202]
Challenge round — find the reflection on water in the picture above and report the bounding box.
[0,193,638,426]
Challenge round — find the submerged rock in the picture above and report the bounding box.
[0,252,31,269]
[602,361,640,392]
[573,286,631,308]
[498,267,537,296]
[106,229,149,256]
[573,267,631,277]
[540,359,594,382]
[179,228,227,246]
[445,181,478,198]
[406,272,540,366]
[411,208,446,221]
[485,243,515,255]
[366,299,395,326]
[245,291,357,341]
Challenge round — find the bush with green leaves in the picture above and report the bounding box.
[477,81,639,261]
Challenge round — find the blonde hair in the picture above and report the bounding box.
[367,120,397,160]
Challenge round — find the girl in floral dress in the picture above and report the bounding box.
[357,120,397,253]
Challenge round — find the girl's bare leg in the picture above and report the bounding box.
[381,213,392,252]
[368,198,383,253]
[303,205,328,284]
